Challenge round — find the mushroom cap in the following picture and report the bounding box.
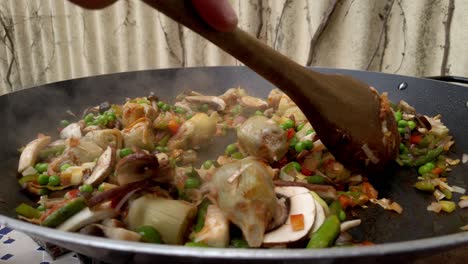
[115,152,159,186]
[18,135,51,173]
[263,186,317,245]
[84,146,116,186]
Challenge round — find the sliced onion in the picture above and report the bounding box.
[451,185,466,194]
[361,144,379,164]
[461,225,468,231]
[462,154,468,164]
[458,199,468,209]
[113,189,139,212]
[340,219,361,232]
[433,190,445,201]
[427,202,442,213]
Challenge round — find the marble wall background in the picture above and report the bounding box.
[0,0,467,95]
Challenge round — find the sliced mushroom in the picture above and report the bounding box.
[310,199,326,234]
[263,186,316,245]
[57,202,116,232]
[84,146,116,186]
[239,95,268,111]
[192,204,230,248]
[115,152,159,186]
[237,116,288,162]
[185,95,226,111]
[60,123,82,139]
[80,224,141,242]
[18,135,51,173]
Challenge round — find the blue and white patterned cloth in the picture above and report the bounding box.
[0,225,79,264]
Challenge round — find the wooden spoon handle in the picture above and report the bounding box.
[146,0,330,110]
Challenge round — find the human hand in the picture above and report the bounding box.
[69,0,238,32]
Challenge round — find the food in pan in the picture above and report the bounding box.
[15,88,464,248]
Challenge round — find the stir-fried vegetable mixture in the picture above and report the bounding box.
[15,88,464,248]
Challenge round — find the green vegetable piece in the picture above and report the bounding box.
[231,152,244,159]
[84,114,94,123]
[289,136,298,148]
[398,127,406,134]
[394,111,402,122]
[200,104,209,112]
[79,184,93,193]
[157,101,165,108]
[136,225,163,244]
[35,163,48,173]
[291,161,301,171]
[18,174,38,186]
[158,135,170,147]
[407,120,417,130]
[439,201,456,213]
[185,177,201,189]
[418,165,431,175]
[441,188,452,200]
[174,107,186,114]
[119,148,134,158]
[254,110,263,116]
[194,199,211,232]
[305,129,315,135]
[106,112,116,121]
[60,163,71,172]
[329,201,345,221]
[16,203,41,219]
[231,239,249,248]
[60,120,70,127]
[296,123,305,132]
[295,141,305,152]
[225,143,237,155]
[231,104,242,114]
[307,215,341,248]
[203,160,213,170]
[37,174,49,186]
[339,211,347,222]
[38,188,50,196]
[399,143,408,154]
[303,140,313,150]
[414,147,443,166]
[98,184,105,192]
[96,115,108,125]
[48,175,61,186]
[37,205,46,211]
[307,175,325,185]
[185,242,209,247]
[161,104,171,111]
[41,197,86,227]
[414,181,435,192]
[281,119,294,130]
[137,99,150,105]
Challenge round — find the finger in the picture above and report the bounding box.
[191,0,238,32]
[68,0,118,9]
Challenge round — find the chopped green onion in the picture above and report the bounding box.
[185,242,209,247]
[439,201,456,213]
[231,239,249,248]
[414,180,435,192]
[194,199,211,232]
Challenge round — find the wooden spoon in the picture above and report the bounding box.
[146,0,399,172]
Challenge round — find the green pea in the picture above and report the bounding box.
[394,111,402,122]
[418,165,431,175]
[60,163,71,172]
[185,242,209,247]
[408,120,417,130]
[289,137,298,148]
[106,112,116,122]
[37,174,49,186]
[225,143,237,155]
[157,101,165,108]
[79,184,93,193]
[119,148,134,158]
[291,161,301,171]
[161,104,171,111]
[254,110,263,116]
[231,152,244,159]
[35,163,49,173]
[136,226,163,244]
[231,239,249,248]
[281,119,294,130]
[307,175,325,184]
[200,104,210,112]
[174,107,186,114]
[303,140,313,150]
[48,175,61,186]
[295,141,305,152]
[399,143,408,153]
[398,120,408,128]
[37,205,46,211]
[203,160,213,169]
[296,123,305,131]
[98,184,105,192]
[231,104,241,114]
[185,177,201,189]
[398,127,406,134]
[96,115,108,125]
[306,129,315,135]
[84,114,94,123]
[60,120,70,127]
[425,162,435,170]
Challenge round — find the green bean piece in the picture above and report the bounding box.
[307,215,341,248]
[35,163,48,173]
[414,181,435,192]
[329,201,346,221]
[306,129,315,135]
[440,188,453,200]
[41,197,86,227]
[413,147,443,166]
[37,174,49,186]
[136,226,163,244]
[15,203,42,219]
[307,175,325,185]
[194,199,211,232]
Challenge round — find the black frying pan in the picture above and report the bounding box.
[0,67,467,263]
